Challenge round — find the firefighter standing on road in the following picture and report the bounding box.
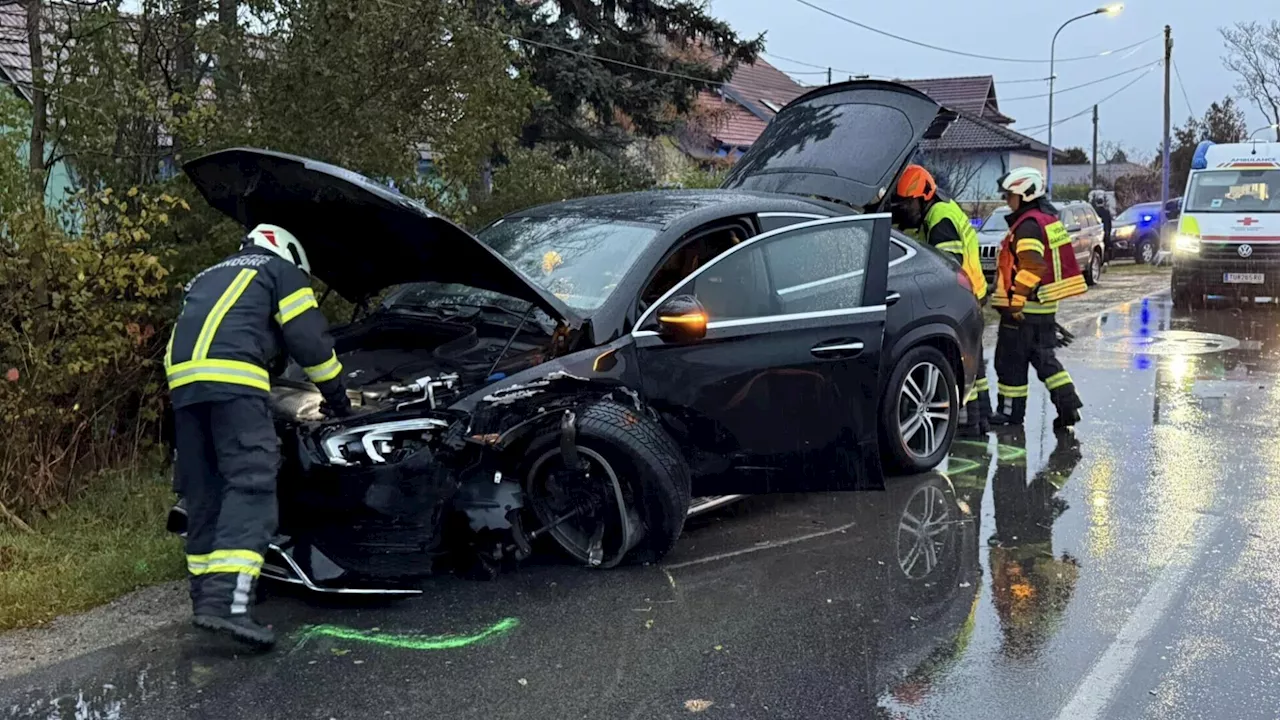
[167,224,351,649]
[891,164,992,435]
[989,168,1085,430]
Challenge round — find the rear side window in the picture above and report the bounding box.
[666,218,875,321]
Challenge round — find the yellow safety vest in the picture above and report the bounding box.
[925,199,988,301]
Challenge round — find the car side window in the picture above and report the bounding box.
[664,219,874,321]
[1063,208,1080,230]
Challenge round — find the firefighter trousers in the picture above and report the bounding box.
[961,341,992,428]
[173,396,279,618]
[993,315,1083,422]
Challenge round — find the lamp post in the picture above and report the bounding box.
[1249,124,1280,141]
[1048,4,1123,200]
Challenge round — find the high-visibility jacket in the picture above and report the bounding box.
[991,207,1086,315]
[165,247,345,408]
[924,199,988,301]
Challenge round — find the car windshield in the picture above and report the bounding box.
[1115,204,1159,224]
[384,216,659,315]
[1186,169,1280,212]
[981,208,1010,232]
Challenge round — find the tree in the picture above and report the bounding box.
[489,0,763,153]
[1061,147,1089,164]
[1107,147,1129,164]
[1221,21,1280,141]
[1159,96,1248,194]
[916,150,985,203]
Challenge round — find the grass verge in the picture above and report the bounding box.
[0,460,183,632]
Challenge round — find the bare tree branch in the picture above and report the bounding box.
[1221,21,1280,141]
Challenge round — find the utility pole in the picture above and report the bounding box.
[1091,105,1099,190]
[827,67,832,85]
[1160,25,1173,249]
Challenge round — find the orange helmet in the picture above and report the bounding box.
[895,164,937,201]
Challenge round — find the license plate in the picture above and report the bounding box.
[1224,273,1264,284]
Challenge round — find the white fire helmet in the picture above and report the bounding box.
[999,167,1047,203]
[246,224,310,275]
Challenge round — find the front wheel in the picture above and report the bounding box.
[879,346,959,475]
[1085,249,1103,286]
[1134,237,1156,265]
[521,401,690,567]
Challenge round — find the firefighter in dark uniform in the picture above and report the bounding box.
[891,164,992,435]
[989,168,1086,430]
[166,224,351,648]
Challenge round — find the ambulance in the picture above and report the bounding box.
[1171,140,1280,308]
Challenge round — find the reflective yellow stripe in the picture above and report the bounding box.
[277,287,318,325]
[187,550,264,577]
[974,377,990,391]
[1016,238,1044,254]
[1015,270,1041,287]
[1041,275,1088,301]
[997,383,1029,398]
[166,359,270,392]
[1023,302,1059,314]
[934,241,963,253]
[1045,371,1073,390]
[193,269,257,360]
[965,386,979,402]
[303,351,343,384]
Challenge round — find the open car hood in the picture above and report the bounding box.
[184,148,576,323]
[721,80,955,210]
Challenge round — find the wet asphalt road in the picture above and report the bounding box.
[6,283,1280,719]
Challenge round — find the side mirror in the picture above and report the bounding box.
[655,295,708,342]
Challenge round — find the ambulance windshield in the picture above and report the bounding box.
[1186,169,1280,212]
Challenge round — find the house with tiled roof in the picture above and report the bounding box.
[676,57,809,162]
[900,75,1064,211]
[0,3,77,207]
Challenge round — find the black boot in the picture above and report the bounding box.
[988,412,1021,427]
[193,614,276,649]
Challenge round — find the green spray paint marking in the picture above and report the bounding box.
[296,617,520,651]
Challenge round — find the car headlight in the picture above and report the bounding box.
[1174,234,1201,254]
[1114,225,1136,239]
[321,418,452,466]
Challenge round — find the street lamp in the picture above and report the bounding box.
[1048,4,1123,200]
[1249,124,1280,141]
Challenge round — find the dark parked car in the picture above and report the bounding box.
[1111,197,1182,264]
[169,80,982,592]
[977,200,1106,285]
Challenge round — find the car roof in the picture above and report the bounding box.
[508,189,849,230]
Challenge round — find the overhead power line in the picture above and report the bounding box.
[999,59,1163,102]
[1018,65,1159,136]
[790,0,1160,65]
[1172,59,1195,118]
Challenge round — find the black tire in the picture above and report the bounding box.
[1134,237,1156,265]
[879,345,959,475]
[520,401,690,566]
[1084,249,1103,286]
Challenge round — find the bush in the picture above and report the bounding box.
[0,188,187,518]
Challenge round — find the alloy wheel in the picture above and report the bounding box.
[897,361,952,459]
[1091,252,1103,282]
[1140,242,1155,264]
[896,484,952,579]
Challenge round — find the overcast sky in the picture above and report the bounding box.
[711,0,1273,161]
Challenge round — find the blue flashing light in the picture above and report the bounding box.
[1142,214,1153,223]
[1191,140,1214,170]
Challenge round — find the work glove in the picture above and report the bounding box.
[1054,323,1075,349]
[321,390,354,418]
[1008,294,1027,322]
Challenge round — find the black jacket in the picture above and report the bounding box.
[165,247,348,410]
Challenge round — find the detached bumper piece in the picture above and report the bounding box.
[167,501,426,597]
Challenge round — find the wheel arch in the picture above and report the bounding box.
[886,322,966,393]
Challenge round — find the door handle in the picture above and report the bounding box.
[811,340,864,359]
[886,291,902,306]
